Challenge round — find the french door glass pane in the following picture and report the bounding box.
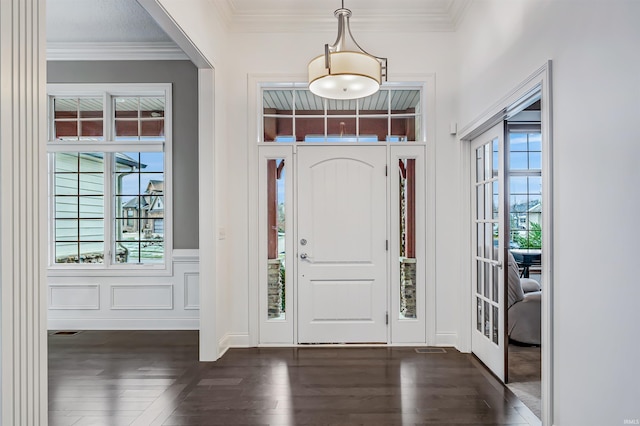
[484,300,490,338]
[492,306,499,344]
[477,298,483,332]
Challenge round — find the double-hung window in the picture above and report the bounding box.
[47,84,172,271]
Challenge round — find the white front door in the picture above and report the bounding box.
[471,122,506,380]
[297,146,388,343]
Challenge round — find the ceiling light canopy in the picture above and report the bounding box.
[308,2,387,100]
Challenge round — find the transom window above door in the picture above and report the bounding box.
[261,85,424,143]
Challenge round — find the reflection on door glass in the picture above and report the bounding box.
[399,158,416,319]
[484,300,491,338]
[477,298,483,332]
[267,158,286,319]
[492,305,499,344]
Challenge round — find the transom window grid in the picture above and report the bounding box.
[262,87,422,143]
[49,92,166,146]
[53,97,105,141]
[47,85,171,271]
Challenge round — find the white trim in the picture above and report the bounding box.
[47,83,170,96]
[136,0,217,363]
[458,62,549,141]
[458,61,553,426]
[46,42,189,61]
[137,0,214,69]
[173,249,200,263]
[219,332,251,353]
[435,333,459,347]
[49,284,100,310]
[0,1,48,423]
[197,68,218,361]
[48,318,199,330]
[110,284,174,310]
[210,0,471,33]
[46,83,174,275]
[183,272,200,310]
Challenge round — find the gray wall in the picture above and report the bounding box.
[48,60,199,249]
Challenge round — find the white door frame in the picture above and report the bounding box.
[458,61,553,425]
[255,142,431,346]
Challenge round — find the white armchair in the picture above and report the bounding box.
[507,251,541,345]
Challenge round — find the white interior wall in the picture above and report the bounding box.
[154,0,233,356]
[224,29,463,346]
[156,3,469,349]
[456,1,640,424]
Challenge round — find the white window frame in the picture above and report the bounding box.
[46,83,173,276]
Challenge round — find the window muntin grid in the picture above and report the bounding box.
[262,87,422,143]
[47,86,170,270]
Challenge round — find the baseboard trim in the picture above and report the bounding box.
[218,332,250,358]
[435,333,458,348]
[48,318,199,330]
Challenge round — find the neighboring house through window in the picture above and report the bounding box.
[47,84,172,270]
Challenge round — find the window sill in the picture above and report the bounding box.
[47,263,173,278]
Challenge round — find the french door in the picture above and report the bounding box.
[471,122,507,381]
[296,146,388,343]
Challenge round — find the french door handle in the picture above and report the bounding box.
[300,253,308,260]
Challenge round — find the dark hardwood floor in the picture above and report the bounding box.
[49,331,539,425]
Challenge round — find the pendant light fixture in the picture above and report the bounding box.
[308,1,387,100]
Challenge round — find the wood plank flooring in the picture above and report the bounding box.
[49,331,540,425]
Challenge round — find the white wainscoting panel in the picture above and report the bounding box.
[47,250,199,329]
[184,272,200,310]
[50,284,100,310]
[111,284,174,310]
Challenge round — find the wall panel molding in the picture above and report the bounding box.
[110,284,174,310]
[184,272,200,310]
[0,0,48,423]
[49,284,100,310]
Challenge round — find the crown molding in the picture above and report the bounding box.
[214,0,471,33]
[47,42,189,61]
[448,0,472,30]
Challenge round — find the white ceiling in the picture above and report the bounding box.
[46,0,470,59]
[47,0,172,43]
